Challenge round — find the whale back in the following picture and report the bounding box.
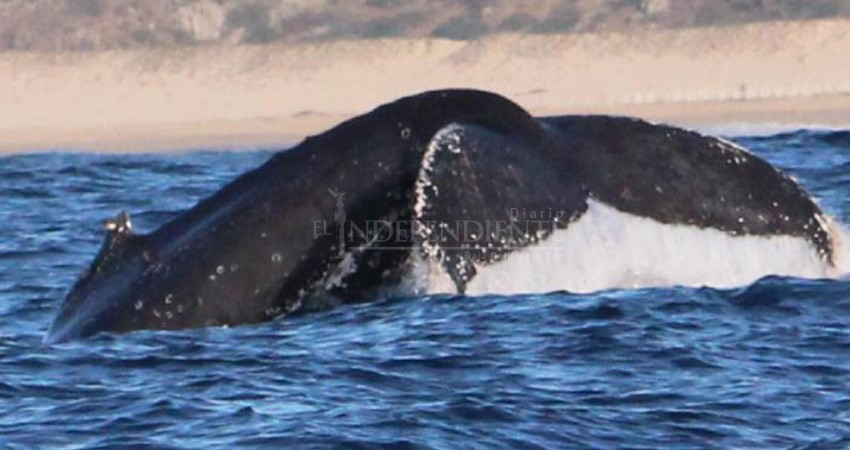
[46,90,548,343]
[47,211,153,342]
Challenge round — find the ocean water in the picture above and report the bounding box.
[1,130,850,449]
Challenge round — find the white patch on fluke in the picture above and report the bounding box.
[412,200,849,295]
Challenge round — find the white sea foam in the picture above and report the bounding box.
[411,200,850,295]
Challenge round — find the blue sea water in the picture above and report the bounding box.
[1,130,850,449]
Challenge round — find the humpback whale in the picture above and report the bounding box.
[45,89,847,343]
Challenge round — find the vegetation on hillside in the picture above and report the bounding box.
[2,0,849,51]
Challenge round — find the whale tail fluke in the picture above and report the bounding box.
[45,89,847,343]
[414,123,588,293]
[541,115,835,264]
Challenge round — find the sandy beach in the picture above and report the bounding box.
[2,18,849,153]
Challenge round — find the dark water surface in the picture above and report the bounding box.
[2,130,850,449]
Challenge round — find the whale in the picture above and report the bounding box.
[45,89,847,343]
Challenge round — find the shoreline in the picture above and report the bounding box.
[2,18,849,154]
[2,94,849,154]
